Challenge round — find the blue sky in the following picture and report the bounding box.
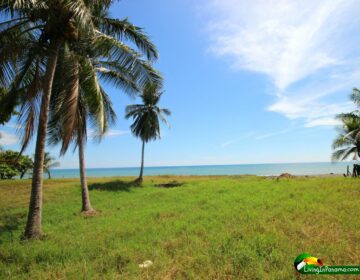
[1,0,360,168]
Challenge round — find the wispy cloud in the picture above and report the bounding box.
[254,128,295,140]
[89,129,129,138]
[0,131,18,145]
[220,128,296,148]
[205,0,360,126]
[220,132,255,148]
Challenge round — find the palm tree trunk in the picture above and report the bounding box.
[78,130,93,212]
[24,43,59,239]
[138,141,145,182]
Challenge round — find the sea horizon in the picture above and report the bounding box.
[47,161,355,178]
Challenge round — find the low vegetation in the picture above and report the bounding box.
[0,150,33,179]
[0,176,358,279]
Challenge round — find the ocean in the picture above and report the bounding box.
[49,162,354,179]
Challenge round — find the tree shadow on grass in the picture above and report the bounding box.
[155,181,184,188]
[89,180,137,192]
[0,212,25,244]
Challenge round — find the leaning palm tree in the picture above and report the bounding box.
[332,88,360,161]
[0,0,161,239]
[43,152,59,179]
[125,83,170,183]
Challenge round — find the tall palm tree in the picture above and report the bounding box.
[125,83,170,183]
[0,0,98,239]
[47,4,161,213]
[332,88,360,161]
[47,51,116,213]
[0,0,161,239]
[49,87,114,213]
[43,152,59,179]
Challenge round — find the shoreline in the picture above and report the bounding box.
[42,162,351,179]
[12,173,347,181]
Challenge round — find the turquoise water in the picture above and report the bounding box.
[49,162,354,178]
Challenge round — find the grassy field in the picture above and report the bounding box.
[0,175,359,279]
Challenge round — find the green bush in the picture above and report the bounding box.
[0,150,33,179]
[0,163,18,179]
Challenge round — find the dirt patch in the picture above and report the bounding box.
[79,209,99,218]
[278,173,295,178]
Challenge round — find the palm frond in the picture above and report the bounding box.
[332,147,357,162]
[17,58,42,154]
[50,49,80,155]
[97,17,158,61]
[93,32,162,88]
[95,66,139,95]
[351,88,360,107]
[332,134,353,149]
[65,0,94,34]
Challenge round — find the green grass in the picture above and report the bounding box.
[0,176,359,279]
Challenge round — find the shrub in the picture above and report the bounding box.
[0,163,19,179]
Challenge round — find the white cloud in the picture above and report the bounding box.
[305,118,341,128]
[0,131,18,145]
[268,97,355,126]
[106,129,129,137]
[205,0,360,126]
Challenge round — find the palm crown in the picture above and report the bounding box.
[125,83,170,143]
[332,88,360,161]
[1,0,162,153]
[42,152,59,179]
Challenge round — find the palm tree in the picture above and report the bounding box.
[47,5,161,213]
[0,0,98,239]
[43,152,59,179]
[125,83,170,183]
[332,88,360,161]
[47,53,116,213]
[0,1,161,239]
[332,113,360,161]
